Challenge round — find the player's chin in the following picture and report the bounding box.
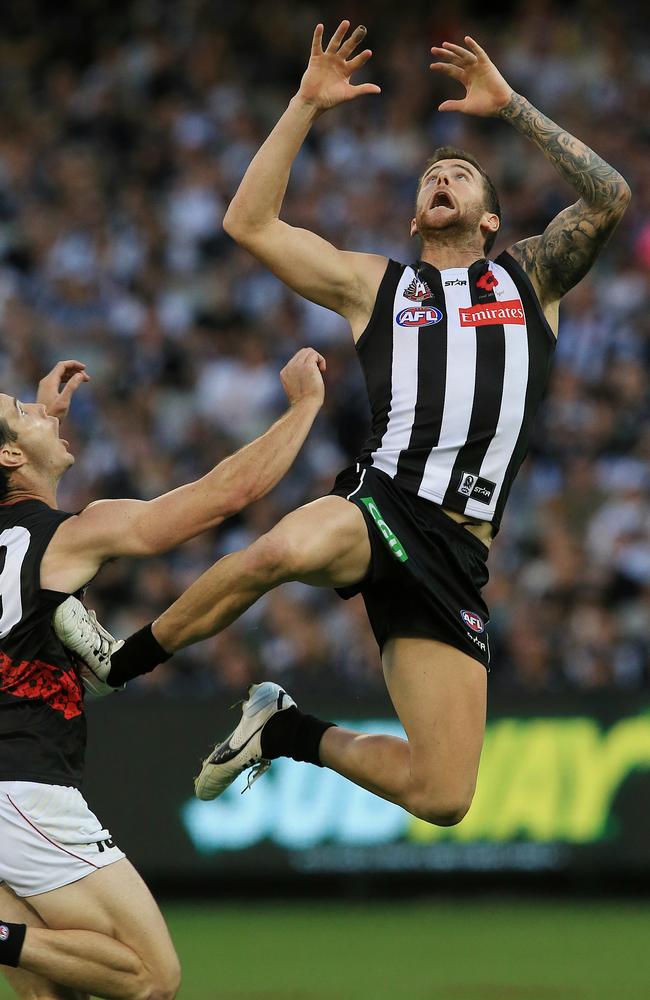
[419,208,459,232]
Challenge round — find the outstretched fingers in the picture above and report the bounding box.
[429,61,465,82]
[438,98,467,113]
[59,371,88,403]
[339,24,367,60]
[325,19,351,53]
[430,46,464,64]
[439,41,477,65]
[464,35,488,60]
[311,23,324,56]
[352,81,382,97]
[346,48,374,74]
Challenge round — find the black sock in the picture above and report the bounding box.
[107,624,171,687]
[260,706,335,766]
[0,922,26,968]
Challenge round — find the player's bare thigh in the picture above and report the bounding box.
[0,884,86,1000]
[382,636,487,824]
[25,859,180,997]
[158,494,372,647]
[267,495,371,587]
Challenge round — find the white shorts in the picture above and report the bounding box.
[0,781,125,897]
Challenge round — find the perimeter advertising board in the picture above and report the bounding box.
[84,696,650,880]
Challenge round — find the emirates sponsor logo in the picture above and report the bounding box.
[459,299,525,327]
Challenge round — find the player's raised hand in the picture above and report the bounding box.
[280,348,326,409]
[430,36,513,117]
[297,21,381,112]
[36,360,90,421]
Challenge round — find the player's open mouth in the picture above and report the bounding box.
[430,191,454,209]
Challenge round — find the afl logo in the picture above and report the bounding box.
[461,609,485,633]
[396,307,443,328]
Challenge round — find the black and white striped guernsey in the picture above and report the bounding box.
[355,252,556,532]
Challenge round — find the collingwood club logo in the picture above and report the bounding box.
[457,471,496,504]
[458,472,477,496]
[403,276,432,302]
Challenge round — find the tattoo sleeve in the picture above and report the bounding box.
[499,93,630,300]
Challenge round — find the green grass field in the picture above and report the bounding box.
[2,899,649,999]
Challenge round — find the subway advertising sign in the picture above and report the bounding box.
[85,697,650,879]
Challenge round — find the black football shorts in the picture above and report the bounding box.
[329,464,491,669]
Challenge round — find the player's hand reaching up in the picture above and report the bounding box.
[430,36,513,117]
[297,21,381,112]
[37,360,90,421]
[280,348,326,409]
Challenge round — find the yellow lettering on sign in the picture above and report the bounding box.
[407,713,650,845]
[567,715,650,842]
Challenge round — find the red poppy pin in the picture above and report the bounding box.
[476,271,499,291]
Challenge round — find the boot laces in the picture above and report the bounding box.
[84,610,114,658]
[242,759,271,794]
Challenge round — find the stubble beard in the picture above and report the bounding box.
[417,206,485,255]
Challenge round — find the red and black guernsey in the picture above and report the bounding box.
[0,500,84,788]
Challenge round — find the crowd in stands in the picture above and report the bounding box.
[1,0,648,697]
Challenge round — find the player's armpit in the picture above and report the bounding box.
[507,191,630,307]
[41,488,236,592]
[226,217,387,334]
[40,499,169,593]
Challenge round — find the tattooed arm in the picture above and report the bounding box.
[499,94,630,307]
[430,36,631,314]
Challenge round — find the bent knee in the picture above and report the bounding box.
[135,980,180,1000]
[134,956,181,1000]
[247,526,334,583]
[406,788,474,827]
[245,531,303,582]
[10,993,89,1000]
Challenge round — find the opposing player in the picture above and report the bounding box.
[63,24,629,826]
[0,350,325,997]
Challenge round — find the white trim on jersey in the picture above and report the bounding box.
[418,271,477,503]
[370,268,421,478]
[346,465,367,500]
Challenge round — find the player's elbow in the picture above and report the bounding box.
[223,205,255,243]
[218,483,256,520]
[223,206,274,250]
[612,178,631,214]
[222,205,240,238]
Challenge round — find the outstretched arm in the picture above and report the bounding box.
[430,37,630,307]
[223,21,386,333]
[498,93,630,302]
[41,349,326,593]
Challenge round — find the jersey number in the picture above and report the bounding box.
[0,526,31,638]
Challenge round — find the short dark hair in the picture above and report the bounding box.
[418,146,502,254]
[0,417,17,502]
